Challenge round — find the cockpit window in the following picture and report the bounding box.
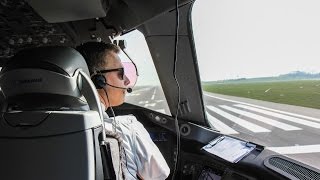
[192,0,320,169]
[115,30,171,115]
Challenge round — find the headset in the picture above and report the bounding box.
[91,72,132,93]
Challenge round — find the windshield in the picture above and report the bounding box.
[193,0,320,169]
[115,30,171,115]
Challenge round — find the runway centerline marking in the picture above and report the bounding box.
[151,88,157,100]
[220,105,301,131]
[207,106,270,133]
[204,94,320,122]
[234,104,320,129]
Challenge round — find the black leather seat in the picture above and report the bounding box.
[0,46,121,180]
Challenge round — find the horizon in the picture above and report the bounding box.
[201,70,320,83]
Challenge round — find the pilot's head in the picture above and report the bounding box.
[76,42,130,108]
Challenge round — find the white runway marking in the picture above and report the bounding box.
[206,112,239,134]
[139,101,149,104]
[207,106,270,133]
[151,88,156,100]
[145,103,156,107]
[126,93,140,97]
[234,104,320,128]
[134,87,152,92]
[205,94,320,122]
[268,144,320,154]
[220,105,301,131]
[155,109,166,114]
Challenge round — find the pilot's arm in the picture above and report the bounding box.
[133,119,170,180]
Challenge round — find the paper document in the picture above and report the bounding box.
[202,136,256,163]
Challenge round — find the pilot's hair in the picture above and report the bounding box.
[76,42,120,75]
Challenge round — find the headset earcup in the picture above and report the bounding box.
[91,74,106,89]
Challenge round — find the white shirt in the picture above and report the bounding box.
[103,110,170,180]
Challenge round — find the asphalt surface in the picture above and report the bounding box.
[126,86,170,114]
[126,86,320,170]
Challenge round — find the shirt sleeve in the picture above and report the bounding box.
[132,118,170,180]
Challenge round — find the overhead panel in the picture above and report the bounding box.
[27,0,108,23]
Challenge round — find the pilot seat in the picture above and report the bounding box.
[0,46,123,180]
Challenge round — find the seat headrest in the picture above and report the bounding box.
[0,46,91,110]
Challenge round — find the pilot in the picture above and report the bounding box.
[76,42,170,180]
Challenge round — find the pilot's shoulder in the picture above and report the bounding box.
[115,114,138,124]
[116,115,145,129]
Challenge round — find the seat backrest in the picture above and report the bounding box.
[0,46,120,180]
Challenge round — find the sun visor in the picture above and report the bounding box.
[27,0,108,23]
[0,46,91,110]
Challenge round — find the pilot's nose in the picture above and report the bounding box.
[124,74,130,86]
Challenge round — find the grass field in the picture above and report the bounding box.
[202,80,320,109]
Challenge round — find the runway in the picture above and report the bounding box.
[126,86,320,169]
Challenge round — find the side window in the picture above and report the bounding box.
[193,0,320,169]
[115,30,171,115]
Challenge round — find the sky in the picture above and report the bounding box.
[192,0,320,81]
[117,0,320,84]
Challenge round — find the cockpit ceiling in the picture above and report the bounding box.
[0,0,192,65]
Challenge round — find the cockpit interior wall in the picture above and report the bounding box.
[138,2,207,125]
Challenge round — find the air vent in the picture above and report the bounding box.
[264,155,320,180]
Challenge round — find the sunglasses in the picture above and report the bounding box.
[97,68,125,80]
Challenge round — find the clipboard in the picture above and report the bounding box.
[201,136,256,163]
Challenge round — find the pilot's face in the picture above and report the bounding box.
[98,51,130,107]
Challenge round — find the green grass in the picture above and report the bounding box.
[202,80,320,109]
